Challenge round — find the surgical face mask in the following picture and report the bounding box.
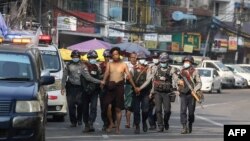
[144,61,148,65]
[160,63,167,68]
[72,58,80,63]
[183,62,191,68]
[89,59,97,64]
[152,59,159,64]
[138,59,146,64]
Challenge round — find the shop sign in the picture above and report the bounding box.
[228,36,237,50]
[158,35,172,42]
[144,33,158,41]
[183,32,201,51]
[57,16,77,31]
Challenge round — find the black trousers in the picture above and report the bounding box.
[180,93,196,124]
[154,92,171,128]
[82,92,98,125]
[66,85,83,125]
[148,99,157,127]
[133,90,149,126]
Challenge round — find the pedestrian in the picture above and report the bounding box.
[61,50,104,128]
[130,52,152,134]
[177,55,202,134]
[81,50,103,132]
[102,47,139,134]
[99,49,116,131]
[150,52,177,132]
[124,52,137,129]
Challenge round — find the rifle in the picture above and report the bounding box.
[178,71,204,109]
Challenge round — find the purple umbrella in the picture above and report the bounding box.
[68,38,112,52]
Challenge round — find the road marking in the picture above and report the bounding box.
[46,133,222,140]
[102,134,109,139]
[196,115,223,127]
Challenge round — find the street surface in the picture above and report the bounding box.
[46,89,250,141]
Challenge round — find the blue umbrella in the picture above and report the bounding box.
[113,42,150,56]
[0,12,8,37]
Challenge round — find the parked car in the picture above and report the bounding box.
[197,60,235,87]
[233,74,248,88]
[196,68,222,93]
[34,35,67,122]
[225,64,250,86]
[0,45,54,141]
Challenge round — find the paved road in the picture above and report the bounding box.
[46,89,250,141]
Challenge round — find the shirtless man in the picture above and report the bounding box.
[102,47,139,134]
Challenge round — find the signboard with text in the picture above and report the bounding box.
[183,32,201,51]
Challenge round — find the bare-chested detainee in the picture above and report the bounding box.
[102,47,139,134]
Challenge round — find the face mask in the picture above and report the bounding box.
[160,63,167,68]
[72,58,80,63]
[183,63,191,68]
[144,61,148,65]
[139,59,146,64]
[152,59,159,64]
[89,59,97,64]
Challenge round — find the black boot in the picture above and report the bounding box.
[89,122,95,132]
[188,123,192,133]
[134,125,140,134]
[157,125,164,132]
[164,123,169,131]
[83,123,90,133]
[181,124,188,134]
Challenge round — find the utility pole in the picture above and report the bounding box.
[234,0,244,64]
[39,0,42,25]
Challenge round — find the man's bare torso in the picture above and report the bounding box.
[109,61,126,82]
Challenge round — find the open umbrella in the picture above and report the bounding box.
[59,48,72,61]
[68,38,112,52]
[113,42,150,56]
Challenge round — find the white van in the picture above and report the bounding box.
[35,35,67,121]
[198,60,235,87]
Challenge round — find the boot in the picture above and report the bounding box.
[89,122,95,132]
[188,123,192,133]
[164,123,169,131]
[181,124,188,134]
[149,124,156,130]
[134,125,140,134]
[157,125,164,132]
[83,124,90,133]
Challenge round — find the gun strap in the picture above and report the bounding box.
[181,72,194,91]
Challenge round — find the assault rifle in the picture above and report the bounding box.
[178,71,204,109]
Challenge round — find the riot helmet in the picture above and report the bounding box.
[87,50,98,59]
[71,50,81,58]
[103,49,111,57]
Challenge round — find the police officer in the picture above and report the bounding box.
[177,55,201,134]
[147,51,160,130]
[81,50,103,132]
[61,50,104,128]
[131,52,152,134]
[150,52,177,132]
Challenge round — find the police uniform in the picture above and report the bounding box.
[150,53,178,132]
[178,65,202,134]
[81,61,102,132]
[61,61,101,127]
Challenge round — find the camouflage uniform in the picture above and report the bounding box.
[177,55,202,134]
